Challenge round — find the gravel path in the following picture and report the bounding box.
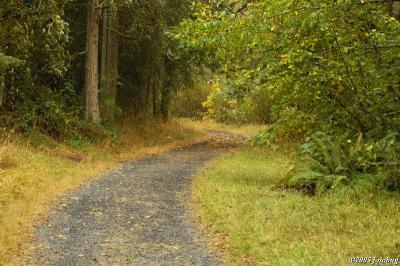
[31,131,244,266]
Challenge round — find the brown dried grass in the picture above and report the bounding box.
[0,120,206,265]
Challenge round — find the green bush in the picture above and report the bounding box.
[241,89,273,124]
[173,79,210,119]
[246,127,276,149]
[299,133,350,175]
[292,132,400,193]
[247,109,317,148]
[374,133,400,191]
[202,79,245,123]
[278,132,350,194]
[288,170,348,195]
[68,120,122,145]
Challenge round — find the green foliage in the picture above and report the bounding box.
[249,130,400,193]
[289,170,348,195]
[117,0,192,120]
[289,132,350,193]
[0,0,192,142]
[271,108,317,142]
[175,0,400,191]
[70,121,122,145]
[0,53,21,71]
[0,0,74,137]
[175,0,400,135]
[247,108,317,148]
[299,133,350,175]
[247,127,276,149]
[173,77,210,119]
[240,89,272,124]
[202,79,244,123]
[372,133,400,191]
[289,132,400,193]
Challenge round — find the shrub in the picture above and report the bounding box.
[291,132,400,193]
[202,80,245,123]
[285,132,350,194]
[247,108,317,148]
[374,133,400,191]
[241,89,273,124]
[173,79,210,119]
[299,132,350,175]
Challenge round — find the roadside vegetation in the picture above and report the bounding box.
[177,3,400,261]
[0,120,204,263]
[194,147,400,265]
[175,0,400,192]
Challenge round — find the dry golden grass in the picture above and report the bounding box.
[0,119,206,264]
[0,142,16,171]
[178,118,263,138]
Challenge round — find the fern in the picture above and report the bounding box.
[304,157,330,175]
[0,53,21,71]
[288,132,351,194]
[311,133,348,174]
[289,170,348,194]
[289,170,322,185]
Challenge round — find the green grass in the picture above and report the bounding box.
[193,147,400,265]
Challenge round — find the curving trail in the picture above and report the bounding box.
[30,131,244,266]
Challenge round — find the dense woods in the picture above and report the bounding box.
[0,0,191,138]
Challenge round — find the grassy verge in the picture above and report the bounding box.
[193,147,400,265]
[0,120,205,264]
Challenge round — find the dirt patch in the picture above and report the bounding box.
[0,155,17,169]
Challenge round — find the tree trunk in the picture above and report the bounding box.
[85,0,101,123]
[145,80,152,120]
[160,86,171,122]
[105,9,119,122]
[152,56,164,120]
[100,1,109,116]
[392,1,400,18]
[100,3,119,122]
[152,23,165,120]
[152,79,159,118]
[0,72,4,109]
